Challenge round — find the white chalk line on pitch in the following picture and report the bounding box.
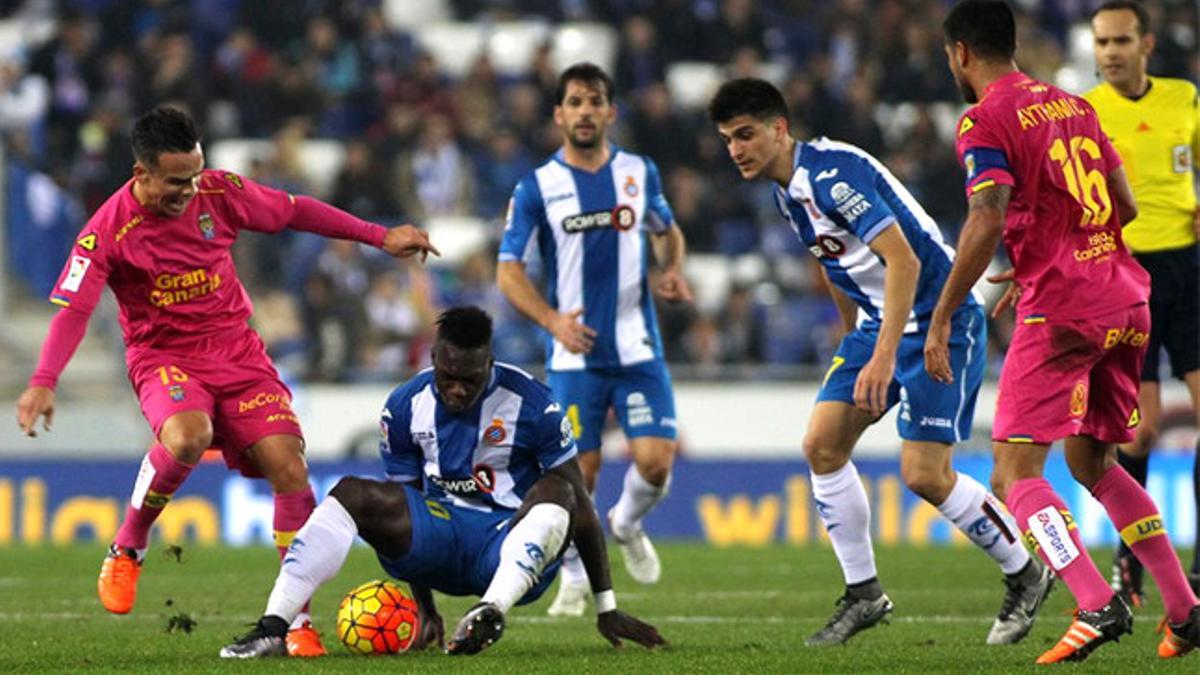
[0,613,987,623]
[0,612,1167,627]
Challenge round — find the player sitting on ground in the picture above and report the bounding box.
[220,306,665,657]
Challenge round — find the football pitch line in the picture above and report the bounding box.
[0,611,1167,626]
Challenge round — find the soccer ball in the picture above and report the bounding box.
[336,579,420,655]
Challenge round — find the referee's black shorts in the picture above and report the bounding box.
[1136,244,1200,382]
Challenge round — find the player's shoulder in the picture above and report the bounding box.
[513,158,557,198]
[494,362,553,401]
[1151,77,1197,104]
[797,138,877,188]
[197,168,251,194]
[383,368,435,414]
[611,146,656,170]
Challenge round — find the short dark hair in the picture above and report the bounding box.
[131,106,201,167]
[943,0,1017,63]
[436,306,493,350]
[707,78,790,125]
[1092,0,1151,36]
[555,62,614,104]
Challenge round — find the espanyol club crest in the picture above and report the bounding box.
[612,204,636,231]
[198,213,216,240]
[623,175,639,197]
[483,418,506,445]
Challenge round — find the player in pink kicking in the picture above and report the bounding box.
[926,0,1200,664]
[15,106,438,656]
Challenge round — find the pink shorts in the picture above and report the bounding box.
[994,303,1149,445]
[127,329,304,477]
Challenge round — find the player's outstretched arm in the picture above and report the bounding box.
[547,459,667,650]
[284,196,439,261]
[925,184,1011,383]
[408,584,445,651]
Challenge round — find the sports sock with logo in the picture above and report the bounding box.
[1006,477,1111,612]
[265,497,356,624]
[481,503,570,613]
[1115,449,1149,568]
[937,473,1028,574]
[274,487,317,628]
[1090,465,1198,623]
[610,464,669,537]
[115,443,195,551]
[810,461,876,585]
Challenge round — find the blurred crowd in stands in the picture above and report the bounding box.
[1,0,1196,382]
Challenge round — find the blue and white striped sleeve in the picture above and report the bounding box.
[814,155,897,244]
[379,396,421,482]
[643,157,675,234]
[498,177,543,263]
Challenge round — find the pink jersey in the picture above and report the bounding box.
[955,71,1150,321]
[49,170,295,348]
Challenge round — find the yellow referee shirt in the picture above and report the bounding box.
[1084,77,1198,253]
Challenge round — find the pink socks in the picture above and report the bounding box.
[273,487,317,559]
[1091,465,1199,623]
[1006,477,1112,612]
[115,443,196,551]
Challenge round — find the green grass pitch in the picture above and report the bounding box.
[0,543,1196,673]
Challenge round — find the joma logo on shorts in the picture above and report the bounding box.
[1104,327,1148,349]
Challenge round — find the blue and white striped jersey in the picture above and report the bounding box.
[776,138,981,333]
[379,362,578,512]
[498,146,675,371]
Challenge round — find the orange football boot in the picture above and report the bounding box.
[1036,598,1132,664]
[1157,606,1200,659]
[97,545,142,614]
[286,620,327,657]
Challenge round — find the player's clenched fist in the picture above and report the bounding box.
[16,386,55,437]
[596,610,667,650]
[382,225,441,262]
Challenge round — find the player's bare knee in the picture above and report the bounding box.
[266,457,309,494]
[636,454,673,487]
[159,420,213,463]
[803,435,847,474]
[902,466,952,504]
[1067,457,1108,491]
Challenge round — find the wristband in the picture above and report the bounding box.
[594,589,617,614]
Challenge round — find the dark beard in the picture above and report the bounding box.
[568,130,600,149]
